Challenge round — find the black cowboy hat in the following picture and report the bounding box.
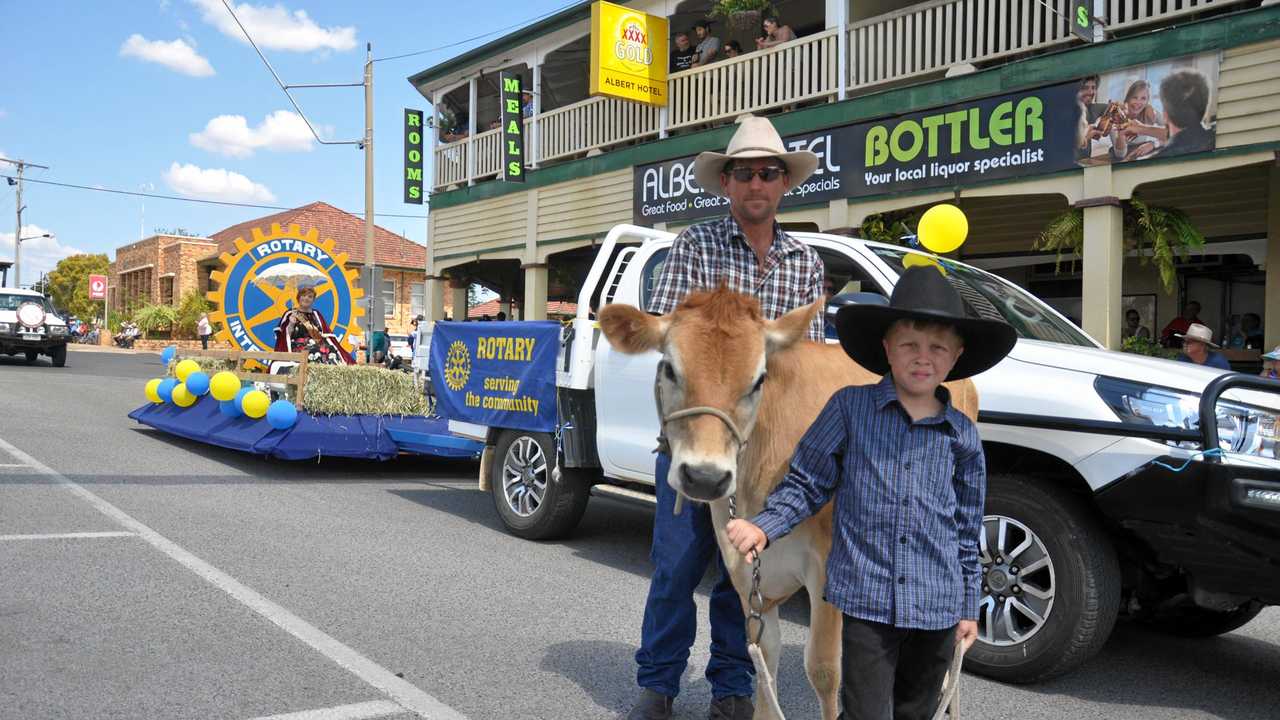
[834,265,1017,381]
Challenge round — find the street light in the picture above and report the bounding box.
[12,232,52,289]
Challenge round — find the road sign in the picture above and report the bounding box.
[88,274,107,300]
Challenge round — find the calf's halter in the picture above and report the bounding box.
[652,367,751,517]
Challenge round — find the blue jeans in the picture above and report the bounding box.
[635,452,754,699]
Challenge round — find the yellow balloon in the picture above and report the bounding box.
[917,203,968,254]
[172,383,197,407]
[242,390,270,419]
[145,378,164,403]
[902,253,948,276]
[209,371,241,402]
[174,358,200,381]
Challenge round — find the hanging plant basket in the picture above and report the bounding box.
[727,9,762,32]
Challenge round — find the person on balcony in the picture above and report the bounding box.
[755,14,795,50]
[1152,69,1214,159]
[690,21,721,68]
[721,40,742,60]
[670,31,697,72]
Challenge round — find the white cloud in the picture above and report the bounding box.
[120,34,215,77]
[163,162,276,203]
[0,224,86,284]
[192,0,356,53]
[189,110,318,158]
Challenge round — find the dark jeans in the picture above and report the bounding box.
[838,616,955,720]
[200,334,210,350]
[635,452,753,699]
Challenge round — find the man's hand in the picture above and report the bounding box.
[726,519,767,560]
[956,620,978,653]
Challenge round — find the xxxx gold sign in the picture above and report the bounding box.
[589,0,668,107]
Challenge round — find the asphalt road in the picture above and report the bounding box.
[1,348,1278,720]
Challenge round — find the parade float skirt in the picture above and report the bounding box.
[129,396,482,461]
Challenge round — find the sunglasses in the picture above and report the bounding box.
[726,166,787,183]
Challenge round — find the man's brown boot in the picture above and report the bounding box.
[624,688,673,720]
[708,695,754,720]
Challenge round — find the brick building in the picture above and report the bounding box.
[110,202,432,334]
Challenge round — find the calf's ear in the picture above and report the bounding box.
[599,304,669,354]
[765,300,820,355]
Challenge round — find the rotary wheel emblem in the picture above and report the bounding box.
[443,340,471,391]
[206,222,365,355]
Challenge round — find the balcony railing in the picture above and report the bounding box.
[432,0,1250,190]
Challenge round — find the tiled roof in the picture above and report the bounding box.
[206,201,426,270]
[466,299,577,319]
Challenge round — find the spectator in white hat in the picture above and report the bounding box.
[1175,323,1231,370]
[1261,346,1280,380]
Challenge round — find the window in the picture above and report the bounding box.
[640,247,670,313]
[382,279,396,317]
[410,282,424,318]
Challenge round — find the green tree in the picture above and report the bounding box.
[132,303,178,338]
[175,289,213,339]
[46,254,110,322]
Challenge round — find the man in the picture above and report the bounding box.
[722,40,742,60]
[1175,323,1231,370]
[1242,312,1264,350]
[756,14,796,49]
[670,32,697,72]
[691,21,721,68]
[1153,70,1214,158]
[1161,300,1202,347]
[627,115,824,720]
[1075,75,1109,158]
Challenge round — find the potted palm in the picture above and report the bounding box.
[710,0,774,33]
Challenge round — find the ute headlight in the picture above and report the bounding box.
[49,325,67,336]
[0,322,10,333]
[1095,377,1279,460]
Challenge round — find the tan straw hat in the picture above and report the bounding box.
[693,115,819,198]
[1175,323,1219,348]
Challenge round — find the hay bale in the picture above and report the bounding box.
[301,365,431,416]
[167,357,237,375]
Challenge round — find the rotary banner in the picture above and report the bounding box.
[429,321,560,433]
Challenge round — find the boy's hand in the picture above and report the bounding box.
[726,519,767,560]
[956,620,978,653]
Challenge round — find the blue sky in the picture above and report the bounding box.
[0,0,573,284]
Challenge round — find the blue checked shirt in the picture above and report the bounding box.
[647,215,825,341]
[751,375,986,630]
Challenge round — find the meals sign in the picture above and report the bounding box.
[589,0,668,107]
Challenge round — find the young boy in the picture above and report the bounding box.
[727,265,1017,720]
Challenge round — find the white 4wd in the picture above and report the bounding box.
[0,289,69,367]
[466,225,1280,682]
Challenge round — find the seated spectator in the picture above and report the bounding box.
[1242,312,1264,350]
[1175,323,1231,370]
[756,14,796,50]
[1262,347,1280,380]
[670,32,697,72]
[1161,300,1201,347]
[1122,308,1150,340]
[691,21,720,68]
[722,40,743,60]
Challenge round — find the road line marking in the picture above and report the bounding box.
[0,436,467,720]
[0,531,136,541]
[0,463,31,467]
[246,700,405,720]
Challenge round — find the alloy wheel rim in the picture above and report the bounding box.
[502,436,548,518]
[978,514,1056,647]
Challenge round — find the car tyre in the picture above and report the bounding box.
[51,345,66,368]
[964,473,1121,683]
[490,430,590,540]
[1140,600,1263,638]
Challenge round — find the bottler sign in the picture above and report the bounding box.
[589,0,668,107]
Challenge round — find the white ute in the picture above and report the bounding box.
[454,225,1280,682]
[0,288,69,367]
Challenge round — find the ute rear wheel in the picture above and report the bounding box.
[490,430,590,540]
[964,474,1121,683]
[51,345,66,367]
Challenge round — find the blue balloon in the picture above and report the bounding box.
[158,378,179,403]
[218,399,243,418]
[161,345,177,366]
[186,371,210,396]
[266,400,298,430]
[235,386,254,412]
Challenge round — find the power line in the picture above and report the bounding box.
[0,174,427,220]
[373,0,586,63]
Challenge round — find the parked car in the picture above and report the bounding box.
[450,225,1280,683]
[0,289,69,366]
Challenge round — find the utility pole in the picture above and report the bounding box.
[364,42,377,337]
[2,156,50,288]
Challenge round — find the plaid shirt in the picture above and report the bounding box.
[647,215,825,340]
[751,376,987,630]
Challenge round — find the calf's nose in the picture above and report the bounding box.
[678,462,732,501]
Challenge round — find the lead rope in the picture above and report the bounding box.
[728,494,784,718]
